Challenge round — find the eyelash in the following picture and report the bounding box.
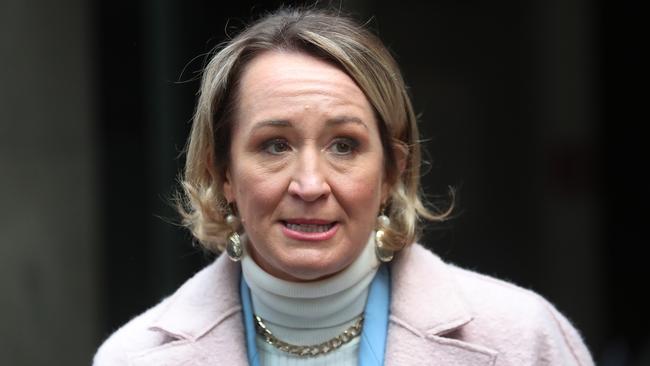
[259,137,360,156]
[328,137,359,156]
[261,138,292,155]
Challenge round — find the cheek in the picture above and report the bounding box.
[232,167,286,223]
[334,167,384,219]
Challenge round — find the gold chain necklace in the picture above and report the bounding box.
[254,314,364,358]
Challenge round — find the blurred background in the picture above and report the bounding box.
[0,0,645,365]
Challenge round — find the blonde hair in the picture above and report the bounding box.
[178,7,452,253]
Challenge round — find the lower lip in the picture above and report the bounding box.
[281,222,339,241]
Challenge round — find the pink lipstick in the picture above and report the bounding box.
[281,219,338,241]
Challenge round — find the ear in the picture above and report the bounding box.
[393,142,408,177]
[223,168,235,203]
[381,142,409,203]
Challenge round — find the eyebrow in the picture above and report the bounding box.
[250,119,292,132]
[326,115,368,129]
[250,115,368,132]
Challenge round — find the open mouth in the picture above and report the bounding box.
[283,222,336,233]
[280,220,339,241]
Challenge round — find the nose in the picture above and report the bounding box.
[287,149,331,202]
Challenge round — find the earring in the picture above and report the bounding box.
[375,209,394,263]
[226,212,243,262]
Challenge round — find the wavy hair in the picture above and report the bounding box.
[177,6,452,253]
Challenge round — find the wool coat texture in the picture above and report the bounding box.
[94,244,594,365]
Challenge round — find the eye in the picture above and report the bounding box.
[262,139,292,155]
[328,138,358,155]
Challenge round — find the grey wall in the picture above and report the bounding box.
[369,0,603,349]
[0,0,644,364]
[0,0,100,365]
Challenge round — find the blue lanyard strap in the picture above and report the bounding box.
[240,265,391,366]
[240,275,261,366]
[359,264,390,366]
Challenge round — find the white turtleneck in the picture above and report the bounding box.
[241,234,380,365]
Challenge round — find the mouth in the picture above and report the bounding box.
[280,219,339,241]
[283,222,336,233]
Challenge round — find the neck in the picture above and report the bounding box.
[241,234,379,345]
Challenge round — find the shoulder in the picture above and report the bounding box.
[393,244,594,365]
[93,296,173,366]
[93,255,241,365]
[450,264,593,364]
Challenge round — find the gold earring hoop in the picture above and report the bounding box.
[225,208,243,262]
[375,207,394,263]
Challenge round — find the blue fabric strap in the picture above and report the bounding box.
[240,264,391,366]
[359,264,390,366]
[241,276,261,366]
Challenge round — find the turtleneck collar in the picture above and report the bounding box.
[241,233,379,345]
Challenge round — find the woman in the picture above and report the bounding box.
[94,7,594,366]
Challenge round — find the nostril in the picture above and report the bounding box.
[287,177,331,202]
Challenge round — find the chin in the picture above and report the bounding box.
[248,236,352,281]
[274,256,347,282]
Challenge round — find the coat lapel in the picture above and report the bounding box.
[385,245,498,366]
[128,313,248,366]
[129,255,249,366]
[125,244,497,365]
[385,325,497,365]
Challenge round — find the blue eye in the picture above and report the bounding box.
[262,139,291,155]
[329,138,358,155]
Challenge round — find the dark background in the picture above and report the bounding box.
[1,0,645,365]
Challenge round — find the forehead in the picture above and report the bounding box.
[234,50,374,126]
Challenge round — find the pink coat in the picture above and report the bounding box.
[94,244,594,365]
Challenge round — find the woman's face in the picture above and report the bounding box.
[224,51,389,281]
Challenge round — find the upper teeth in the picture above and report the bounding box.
[286,223,333,233]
